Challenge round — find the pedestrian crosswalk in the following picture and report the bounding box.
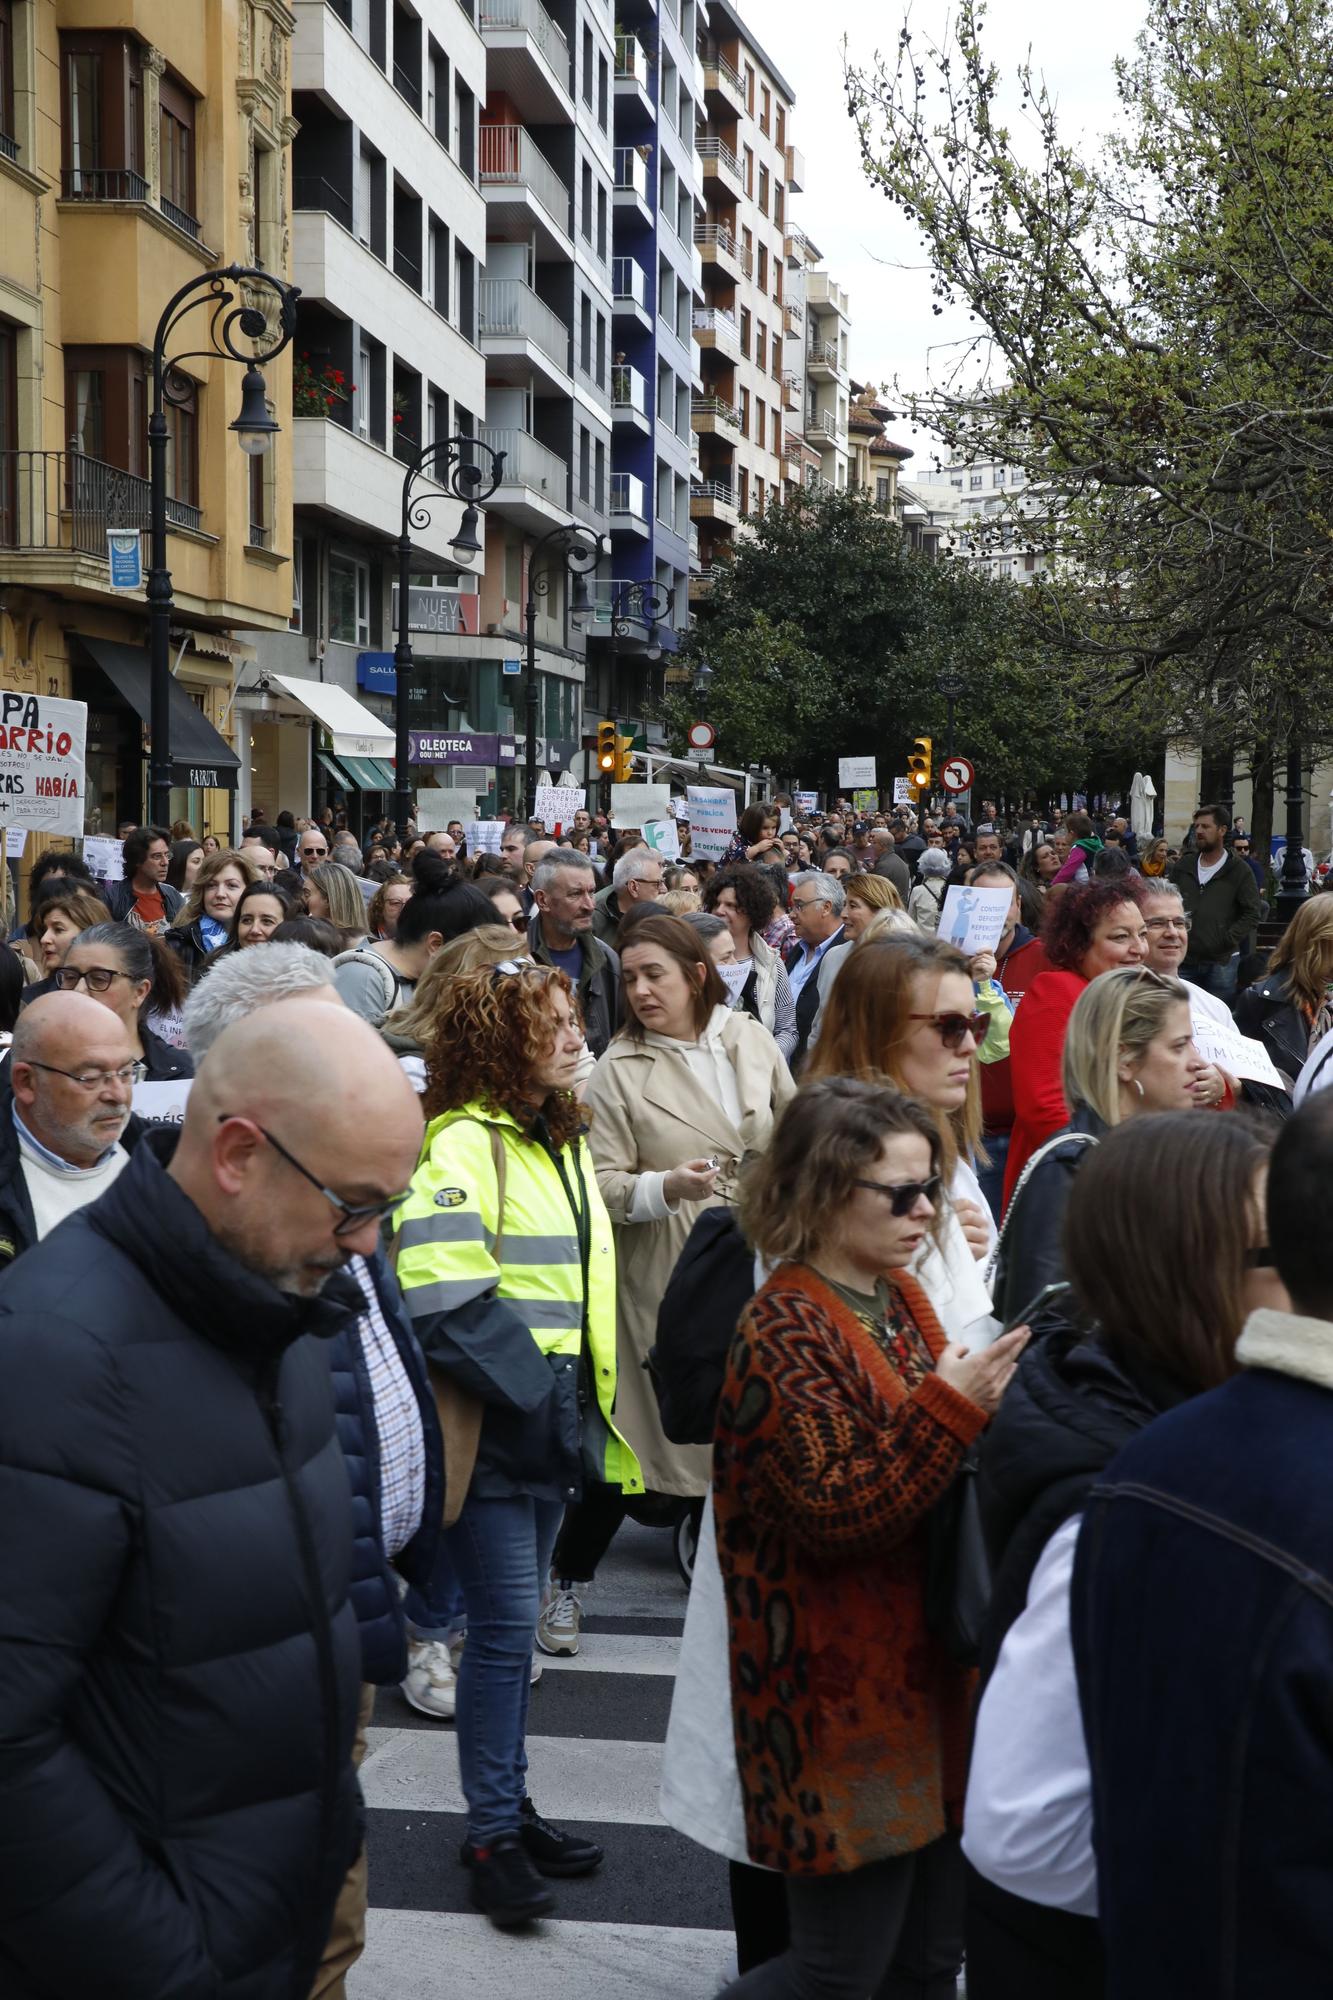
[348,1524,737,1999]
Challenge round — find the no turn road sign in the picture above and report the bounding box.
[687,721,716,752]
[941,756,975,794]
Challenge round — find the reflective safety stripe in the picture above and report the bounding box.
[501,1234,580,1266]
[512,1297,585,1330]
[401,1273,494,1318]
[396,1211,494,1253]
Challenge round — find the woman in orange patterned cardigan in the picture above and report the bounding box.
[713,1077,1028,1998]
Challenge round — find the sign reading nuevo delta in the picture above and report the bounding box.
[0,691,88,837]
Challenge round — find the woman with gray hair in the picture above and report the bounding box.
[908,847,953,935]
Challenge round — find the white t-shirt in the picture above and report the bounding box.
[19,1143,129,1244]
[1195,852,1228,887]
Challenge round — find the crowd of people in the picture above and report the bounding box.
[3,782,1333,1998]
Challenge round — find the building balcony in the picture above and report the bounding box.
[615,35,653,117]
[58,166,204,245]
[478,423,571,534]
[693,221,747,281]
[692,305,739,353]
[294,174,354,229]
[808,271,852,318]
[782,369,801,411]
[782,432,805,468]
[691,395,740,436]
[613,146,653,225]
[480,123,572,258]
[612,257,651,331]
[784,226,820,267]
[783,297,803,336]
[0,449,201,596]
[689,566,721,603]
[701,50,746,116]
[294,416,476,563]
[786,145,806,193]
[698,137,743,196]
[691,479,739,525]
[807,335,840,380]
[479,277,571,393]
[611,364,649,431]
[804,406,838,445]
[480,0,574,122]
[609,475,649,535]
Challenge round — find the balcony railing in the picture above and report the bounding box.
[692,395,739,429]
[393,62,422,113]
[805,407,838,441]
[0,448,201,554]
[615,34,649,84]
[393,246,422,292]
[609,474,647,518]
[612,257,648,310]
[0,132,17,163]
[693,221,739,261]
[479,278,570,374]
[293,176,354,228]
[692,479,735,508]
[61,166,151,204]
[611,364,647,415]
[160,194,202,241]
[782,433,805,465]
[808,335,840,370]
[783,297,803,328]
[480,124,571,237]
[701,51,743,98]
[692,305,739,344]
[697,138,741,180]
[613,147,650,199]
[480,0,570,77]
[478,425,568,503]
[249,521,274,550]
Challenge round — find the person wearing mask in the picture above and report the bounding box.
[166,838,204,895]
[869,825,913,902]
[165,849,258,986]
[702,863,798,1064]
[0,1002,423,2000]
[722,803,784,869]
[784,870,846,1068]
[709,1079,1027,1999]
[993,966,1209,1334]
[965,1113,1275,1997]
[1067,1097,1333,2000]
[56,922,194,1081]
[333,853,494,1027]
[545,917,794,1657]
[908,846,953,934]
[1003,880,1149,1208]
[103,825,184,934]
[216,881,294,954]
[1171,802,1262,1004]
[392,964,641,1924]
[368,874,413,942]
[297,826,331,876]
[527,851,621,1062]
[591,848,667,950]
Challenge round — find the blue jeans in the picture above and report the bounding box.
[402,1541,467,1648]
[975,1135,1010,1225]
[444,1492,564,1844]
[1181,954,1239,1008]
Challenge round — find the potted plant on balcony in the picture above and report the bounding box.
[293,352,353,416]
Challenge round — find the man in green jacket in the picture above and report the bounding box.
[1171,803,1262,1006]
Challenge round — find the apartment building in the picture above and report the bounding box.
[913,452,1056,583]
[692,0,804,597]
[0,0,298,840]
[803,267,851,492]
[847,381,911,513]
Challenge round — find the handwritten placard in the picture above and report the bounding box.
[533,786,586,830]
[685,786,738,863]
[938,884,1014,956]
[838,755,876,789]
[1191,1019,1286,1090]
[466,821,507,855]
[0,690,87,836]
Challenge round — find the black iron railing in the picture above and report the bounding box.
[0,448,201,554]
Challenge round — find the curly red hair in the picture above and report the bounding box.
[422,963,585,1148]
[1042,876,1148,972]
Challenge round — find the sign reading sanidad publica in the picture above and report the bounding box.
[0,690,87,837]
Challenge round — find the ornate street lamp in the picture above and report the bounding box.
[523,524,607,820]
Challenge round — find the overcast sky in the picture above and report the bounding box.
[751,0,1148,473]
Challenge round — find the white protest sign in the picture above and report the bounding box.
[415,790,475,832]
[838,755,876,789]
[533,785,586,829]
[611,783,672,828]
[466,820,506,855]
[893,777,914,806]
[778,806,793,834]
[939,884,1014,957]
[718,960,751,1006]
[83,835,123,880]
[1192,1019,1286,1091]
[794,791,819,815]
[685,786,738,862]
[642,818,681,859]
[133,1078,193,1127]
[0,690,87,836]
[0,828,27,859]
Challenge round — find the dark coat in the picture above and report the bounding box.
[0,1060,150,1269]
[0,1130,363,1999]
[164,917,224,987]
[102,877,185,926]
[991,1103,1104,1332]
[141,1026,194,1081]
[527,913,621,1060]
[785,924,845,1069]
[1233,970,1310,1085]
[873,849,913,902]
[328,1250,443,1685]
[1170,849,1262,963]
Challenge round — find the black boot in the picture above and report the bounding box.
[464,1833,556,1926]
[518,1797,604,1877]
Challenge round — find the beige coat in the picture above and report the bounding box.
[585,1008,796,1495]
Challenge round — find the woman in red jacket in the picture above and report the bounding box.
[1002,880,1148,1210]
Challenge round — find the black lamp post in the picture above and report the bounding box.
[523,523,605,821]
[393,435,506,840]
[1276,725,1310,925]
[148,264,300,827]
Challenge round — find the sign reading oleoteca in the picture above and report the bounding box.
[0,690,88,836]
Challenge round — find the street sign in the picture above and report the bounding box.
[502,657,522,676]
[107,529,143,590]
[941,756,975,794]
[686,721,716,751]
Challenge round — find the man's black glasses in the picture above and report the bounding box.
[219,1115,412,1237]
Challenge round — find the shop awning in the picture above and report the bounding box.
[341,755,394,791]
[75,635,241,791]
[268,673,394,759]
[317,751,355,792]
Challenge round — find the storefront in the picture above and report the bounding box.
[72,635,241,836]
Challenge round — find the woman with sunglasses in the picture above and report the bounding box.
[392,963,641,1928]
[482,877,529,935]
[705,1077,1026,1999]
[965,1113,1281,1998]
[1003,879,1148,1210]
[992,966,1207,1337]
[806,933,1001,1347]
[56,922,194,1080]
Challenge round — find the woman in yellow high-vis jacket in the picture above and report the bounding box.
[392,961,641,1929]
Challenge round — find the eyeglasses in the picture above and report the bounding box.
[853,1174,942,1216]
[219,1115,412,1237]
[791,894,830,911]
[507,912,528,931]
[1143,915,1191,933]
[54,965,137,994]
[24,1058,146,1089]
[906,1010,990,1050]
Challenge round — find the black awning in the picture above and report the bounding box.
[74,635,241,790]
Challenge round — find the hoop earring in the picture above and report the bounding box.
[1130,1077,1145,1099]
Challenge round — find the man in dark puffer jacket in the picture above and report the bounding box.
[0,1002,425,2000]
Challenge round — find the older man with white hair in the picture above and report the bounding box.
[590,846,666,950]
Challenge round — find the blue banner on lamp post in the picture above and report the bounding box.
[107,530,144,591]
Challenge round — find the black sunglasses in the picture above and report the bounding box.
[853,1175,943,1217]
[907,1010,990,1050]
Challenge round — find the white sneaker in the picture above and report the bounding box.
[530,1653,543,1686]
[535,1582,582,1657]
[401,1638,457,1720]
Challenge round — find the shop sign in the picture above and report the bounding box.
[390,586,481,635]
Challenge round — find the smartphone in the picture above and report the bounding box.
[1003,1280,1071,1336]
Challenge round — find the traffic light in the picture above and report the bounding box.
[597,721,617,776]
[908,736,932,792]
[614,731,635,783]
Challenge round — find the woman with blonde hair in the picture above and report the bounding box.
[166,848,258,984]
[304,860,369,948]
[806,932,998,1346]
[1235,894,1333,1086]
[1139,837,1171,878]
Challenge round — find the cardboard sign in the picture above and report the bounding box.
[83,835,123,881]
[718,959,751,1006]
[1192,1019,1286,1090]
[133,1079,193,1126]
[794,791,819,815]
[466,821,507,855]
[415,791,476,833]
[611,783,672,828]
[838,755,876,789]
[642,818,681,859]
[852,789,878,816]
[0,690,87,836]
[685,786,738,862]
[533,785,586,830]
[893,777,914,806]
[939,884,1014,956]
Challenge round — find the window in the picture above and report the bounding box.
[739,306,750,357]
[429,214,450,314]
[756,396,766,445]
[249,400,275,546]
[757,244,767,291]
[742,144,753,197]
[598,52,608,129]
[328,552,370,646]
[739,385,749,437]
[594,437,605,513]
[454,78,474,179]
[61,32,145,198]
[758,164,768,216]
[776,104,785,153]
[970,472,983,489]
[741,225,752,270]
[0,1,15,155]
[63,346,149,476]
[582,24,593,104]
[993,467,1006,486]
[744,63,754,113]
[578,426,590,503]
[428,40,449,146]
[771,334,782,378]
[165,385,198,509]
[756,321,766,370]
[289,537,304,631]
[738,466,749,513]
[759,84,770,134]
[579,294,592,374]
[581,160,592,242]
[774,183,783,228]
[597,183,607,261]
[876,475,891,509]
[755,477,765,515]
[771,408,780,452]
[158,74,196,230]
[455,245,475,341]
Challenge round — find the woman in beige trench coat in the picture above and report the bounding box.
[535,914,794,1659]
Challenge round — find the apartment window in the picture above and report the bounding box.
[970,472,983,489]
[597,184,608,261]
[756,321,766,370]
[581,160,592,242]
[742,144,753,198]
[249,401,275,546]
[356,143,386,258]
[759,84,770,134]
[756,396,766,445]
[950,474,963,488]
[579,295,592,374]
[429,384,448,446]
[757,244,767,291]
[741,224,752,270]
[755,477,765,515]
[455,245,475,341]
[758,163,768,216]
[289,537,304,631]
[165,384,198,508]
[771,408,780,452]
[993,467,1006,486]
[776,104,785,152]
[0,1,16,156]
[429,215,449,314]
[428,40,449,146]
[578,426,591,503]
[744,63,755,114]
[876,475,891,509]
[454,78,474,178]
[582,24,593,104]
[738,466,749,513]
[739,307,750,357]
[61,32,144,197]
[598,51,608,130]
[64,345,149,476]
[739,386,749,437]
[774,183,784,228]
[771,333,782,378]
[328,551,371,646]
[594,437,605,513]
[595,310,606,385]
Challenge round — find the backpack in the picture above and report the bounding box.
[648,1206,756,1445]
[332,946,404,1024]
